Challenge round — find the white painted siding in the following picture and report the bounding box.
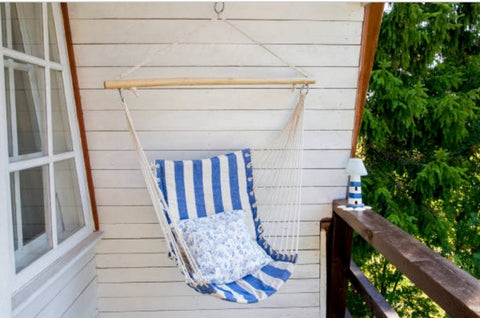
[14,248,98,318]
[68,2,363,317]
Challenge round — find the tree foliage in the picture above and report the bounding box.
[350,3,480,316]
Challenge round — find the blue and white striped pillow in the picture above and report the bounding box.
[155,149,257,237]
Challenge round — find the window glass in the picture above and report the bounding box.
[5,68,13,156]
[5,60,46,160]
[1,4,6,48]
[10,166,53,273]
[10,176,17,251]
[10,3,44,58]
[47,4,60,63]
[51,69,73,154]
[54,159,85,243]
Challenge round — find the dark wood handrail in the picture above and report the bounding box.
[348,260,399,318]
[328,199,480,317]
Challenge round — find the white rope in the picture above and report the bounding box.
[117,8,310,83]
[118,18,214,79]
[251,91,305,258]
[220,17,310,79]
[119,90,206,285]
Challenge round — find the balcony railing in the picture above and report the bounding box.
[326,199,480,317]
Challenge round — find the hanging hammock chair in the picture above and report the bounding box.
[105,3,315,303]
[119,89,307,303]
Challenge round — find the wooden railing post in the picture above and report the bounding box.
[327,207,354,317]
[332,199,480,317]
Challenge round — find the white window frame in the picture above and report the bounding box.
[0,2,94,298]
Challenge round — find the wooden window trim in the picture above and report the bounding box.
[351,3,384,157]
[60,3,99,230]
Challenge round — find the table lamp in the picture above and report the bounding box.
[346,158,368,208]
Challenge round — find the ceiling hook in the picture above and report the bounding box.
[214,2,225,18]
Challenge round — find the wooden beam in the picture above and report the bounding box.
[61,3,99,231]
[351,3,384,157]
[104,77,316,89]
[349,260,399,318]
[333,200,480,317]
[320,218,332,318]
[327,208,353,318]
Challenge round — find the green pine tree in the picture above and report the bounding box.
[349,3,480,316]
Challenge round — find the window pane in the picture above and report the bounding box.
[51,70,73,154]
[10,176,18,251]
[10,166,53,273]
[1,4,7,48]
[5,60,46,160]
[47,4,60,63]
[5,68,13,156]
[10,3,44,58]
[55,159,85,243]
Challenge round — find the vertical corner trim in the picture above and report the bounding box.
[351,3,384,157]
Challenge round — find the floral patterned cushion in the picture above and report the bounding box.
[178,210,272,285]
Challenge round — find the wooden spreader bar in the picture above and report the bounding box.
[104,77,316,89]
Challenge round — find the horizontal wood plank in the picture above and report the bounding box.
[80,88,357,111]
[94,186,346,206]
[97,263,319,284]
[100,221,319,239]
[91,168,348,188]
[88,149,351,170]
[97,278,320,298]
[75,44,360,67]
[83,109,355,131]
[97,204,332,224]
[98,292,319,311]
[98,308,319,318]
[68,2,363,21]
[95,236,320,254]
[96,250,319,268]
[85,131,353,151]
[71,20,362,45]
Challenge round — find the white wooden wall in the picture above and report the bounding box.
[68,2,364,317]
[14,248,98,318]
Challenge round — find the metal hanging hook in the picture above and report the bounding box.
[214,2,225,17]
[300,84,310,95]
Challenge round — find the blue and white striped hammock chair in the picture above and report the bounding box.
[119,88,307,303]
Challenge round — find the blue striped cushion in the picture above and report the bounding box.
[190,260,295,303]
[156,149,257,236]
[155,149,298,302]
